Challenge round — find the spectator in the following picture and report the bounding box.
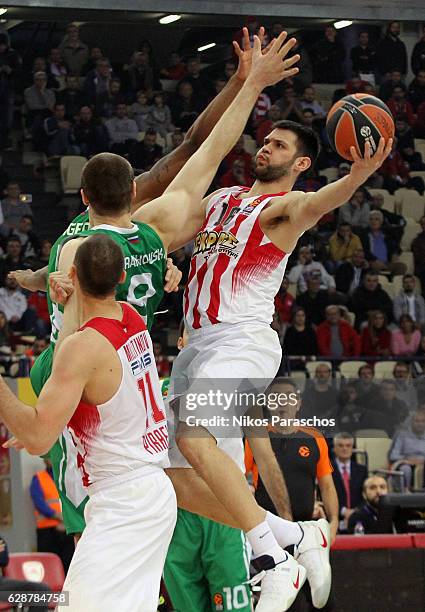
[411,24,425,75]
[171,80,201,131]
[412,216,425,295]
[338,188,371,231]
[328,223,363,267]
[353,364,381,409]
[32,239,52,271]
[43,103,74,156]
[160,52,186,81]
[24,71,55,128]
[252,91,272,127]
[283,307,318,365]
[296,273,332,325]
[331,432,368,533]
[335,248,370,295]
[392,313,421,357]
[290,35,313,94]
[0,32,21,150]
[83,57,113,105]
[302,362,338,420]
[127,51,160,94]
[337,384,368,433]
[345,74,370,96]
[0,182,32,236]
[359,210,405,275]
[47,47,67,86]
[360,310,392,358]
[179,56,211,104]
[219,158,253,188]
[381,139,425,194]
[350,271,393,328]
[148,92,173,138]
[22,56,56,91]
[0,237,25,282]
[58,23,89,76]
[393,361,418,411]
[223,135,253,177]
[255,105,281,147]
[288,246,336,293]
[389,410,425,490]
[129,90,151,132]
[26,290,50,338]
[408,69,425,112]
[11,215,40,261]
[350,31,376,77]
[0,275,27,329]
[387,86,415,126]
[299,86,326,117]
[95,78,125,119]
[23,337,48,370]
[57,74,87,119]
[30,458,74,572]
[370,192,406,244]
[274,277,295,325]
[164,129,184,154]
[347,476,391,534]
[296,227,329,265]
[393,274,425,326]
[379,69,405,103]
[72,105,108,157]
[275,85,305,123]
[376,21,407,79]
[81,46,103,76]
[129,128,162,171]
[0,534,50,611]
[105,102,139,157]
[316,304,360,359]
[312,25,345,83]
[361,379,408,435]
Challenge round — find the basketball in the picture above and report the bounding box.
[326,93,395,161]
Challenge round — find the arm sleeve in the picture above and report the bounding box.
[29,475,56,519]
[315,432,333,479]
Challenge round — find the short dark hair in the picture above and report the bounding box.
[272,120,320,166]
[74,234,124,298]
[81,152,134,215]
[270,376,300,394]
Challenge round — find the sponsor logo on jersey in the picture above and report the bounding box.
[213,593,224,611]
[130,351,152,376]
[63,221,90,236]
[123,332,150,362]
[242,196,264,215]
[124,248,165,269]
[298,445,311,457]
[193,230,239,258]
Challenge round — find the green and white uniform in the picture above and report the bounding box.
[161,377,252,612]
[30,210,167,534]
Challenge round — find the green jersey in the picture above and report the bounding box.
[30,211,167,533]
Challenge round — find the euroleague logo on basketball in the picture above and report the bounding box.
[193,229,239,258]
[360,125,377,153]
[298,445,311,457]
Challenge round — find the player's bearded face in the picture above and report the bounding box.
[253,152,296,182]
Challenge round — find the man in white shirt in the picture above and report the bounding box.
[105,102,139,156]
[393,274,425,326]
[288,246,336,293]
[0,275,27,327]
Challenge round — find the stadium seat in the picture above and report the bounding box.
[396,190,425,221]
[414,139,425,160]
[373,360,396,379]
[410,171,425,183]
[367,188,395,213]
[3,553,65,609]
[305,360,333,378]
[291,370,306,392]
[339,360,367,379]
[401,220,421,251]
[414,463,424,491]
[398,250,414,274]
[319,167,338,183]
[60,156,87,194]
[354,436,392,472]
[354,428,389,439]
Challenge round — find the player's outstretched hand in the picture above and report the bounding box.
[233,26,274,81]
[164,258,182,293]
[248,30,300,90]
[8,269,38,291]
[49,271,74,305]
[2,436,25,450]
[349,138,393,185]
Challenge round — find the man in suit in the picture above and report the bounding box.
[331,432,368,533]
[334,248,370,295]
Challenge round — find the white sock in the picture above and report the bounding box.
[246,520,285,563]
[266,511,303,548]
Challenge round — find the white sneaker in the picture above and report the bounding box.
[295,518,332,609]
[254,552,306,612]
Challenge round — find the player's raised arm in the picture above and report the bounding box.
[132,27,269,210]
[133,32,300,251]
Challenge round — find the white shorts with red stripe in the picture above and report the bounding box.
[167,321,282,471]
[60,467,176,612]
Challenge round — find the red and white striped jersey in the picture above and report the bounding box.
[67,303,169,489]
[185,186,290,330]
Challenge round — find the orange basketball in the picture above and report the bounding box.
[326,93,395,161]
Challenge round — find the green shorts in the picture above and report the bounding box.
[30,345,87,535]
[163,509,252,612]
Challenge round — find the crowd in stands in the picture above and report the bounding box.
[0,19,423,498]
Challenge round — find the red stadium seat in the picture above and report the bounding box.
[3,553,65,609]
